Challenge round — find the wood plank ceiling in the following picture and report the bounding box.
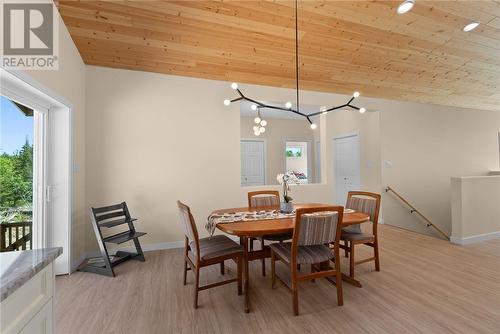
[58,1,500,111]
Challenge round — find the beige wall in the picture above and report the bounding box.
[85,66,336,249]
[451,176,500,243]
[85,65,500,251]
[240,117,316,185]
[378,103,500,237]
[23,16,87,267]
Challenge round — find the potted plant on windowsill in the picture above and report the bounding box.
[277,172,301,213]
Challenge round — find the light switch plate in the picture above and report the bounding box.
[385,160,392,168]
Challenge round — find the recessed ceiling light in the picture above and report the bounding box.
[397,0,415,14]
[463,21,480,32]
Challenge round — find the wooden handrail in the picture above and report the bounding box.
[385,186,449,241]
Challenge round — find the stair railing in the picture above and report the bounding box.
[385,186,449,241]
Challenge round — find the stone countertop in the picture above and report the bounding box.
[0,247,62,302]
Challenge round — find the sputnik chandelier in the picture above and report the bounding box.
[223,0,366,135]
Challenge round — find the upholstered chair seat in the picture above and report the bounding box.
[269,242,333,264]
[191,235,243,261]
[340,232,375,242]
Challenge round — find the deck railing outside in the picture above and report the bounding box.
[0,208,33,252]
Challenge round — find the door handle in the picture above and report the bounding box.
[46,185,53,202]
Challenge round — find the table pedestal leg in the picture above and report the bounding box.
[341,273,362,288]
[240,236,250,313]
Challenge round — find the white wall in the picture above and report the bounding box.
[21,16,87,268]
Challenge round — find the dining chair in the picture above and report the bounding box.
[340,191,381,279]
[177,201,244,309]
[247,190,292,276]
[270,206,344,316]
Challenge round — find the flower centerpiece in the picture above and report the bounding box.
[276,172,301,213]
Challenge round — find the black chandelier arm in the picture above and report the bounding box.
[229,88,363,120]
[257,103,308,117]
[244,97,268,108]
[327,104,349,112]
[236,88,245,98]
[260,104,308,117]
[307,104,346,117]
[230,97,243,103]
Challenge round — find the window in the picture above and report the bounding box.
[285,141,309,183]
[286,147,302,157]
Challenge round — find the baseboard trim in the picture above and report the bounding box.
[450,231,500,245]
[71,253,88,273]
[83,240,185,262]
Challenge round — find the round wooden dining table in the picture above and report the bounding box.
[212,203,370,313]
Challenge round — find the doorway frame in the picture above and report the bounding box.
[1,68,73,275]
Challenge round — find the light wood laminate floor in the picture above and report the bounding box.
[55,225,500,334]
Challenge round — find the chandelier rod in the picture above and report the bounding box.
[223,0,367,128]
[295,0,300,115]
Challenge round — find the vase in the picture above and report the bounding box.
[280,202,294,214]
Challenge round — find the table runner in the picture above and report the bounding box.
[206,210,295,236]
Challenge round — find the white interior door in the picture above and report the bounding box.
[334,135,360,204]
[241,140,265,186]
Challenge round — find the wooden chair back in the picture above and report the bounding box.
[247,190,280,208]
[177,201,200,262]
[291,206,344,268]
[346,191,381,236]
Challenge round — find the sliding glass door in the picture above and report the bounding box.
[0,96,46,252]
